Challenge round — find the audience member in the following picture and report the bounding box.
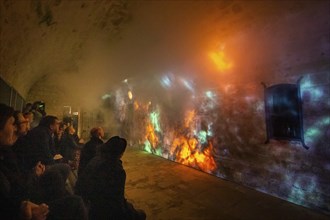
[13,111,29,137]
[54,122,67,155]
[23,111,34,131]
[25,115,71,182]
[0,103,49,219]
[30,101,45,129]
[12,111,35,173]
[60,125,78,162]
[75,136,146,220]
[25,115,59,166]
[22,102,32,114]
[78,127,104,176]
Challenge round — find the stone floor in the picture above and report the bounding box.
[122,148,329,220]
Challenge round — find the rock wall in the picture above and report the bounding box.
[1,0,329,215]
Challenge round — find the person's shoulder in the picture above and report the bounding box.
[96,138,104,144]
[83,140,93,148]
[0,166,11,192]
[29,125,45,134]
[85,156,102,167]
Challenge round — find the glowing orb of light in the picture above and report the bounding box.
[128,91,133,100]
[208,51,232,72]
[180,78,194,92]
[101,94,111,100]
[205,91,214,98]
[161,75,172,88]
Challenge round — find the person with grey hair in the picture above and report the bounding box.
[75,136,146,220]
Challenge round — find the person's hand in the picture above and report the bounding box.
[34,161,46,176]
[53,154,63,160]
[78,138,85,144]
[31,203,49,220]
[20,201,49,220]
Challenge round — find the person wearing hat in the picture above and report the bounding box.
[75,136,146,220]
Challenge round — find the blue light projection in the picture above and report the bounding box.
[304,116,330,145]
[160,75,172,88]
[197,130,207,144]
[180,78,194,92]
[287,175,322,208]
[205,90,215,99]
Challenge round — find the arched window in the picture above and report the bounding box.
[262,78,308,149]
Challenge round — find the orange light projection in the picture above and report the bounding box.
[170,135,216,173]
[209,50,232,72]
[145,122,159,149]
[143,107,217,174]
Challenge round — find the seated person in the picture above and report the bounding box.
[75,136,146,220]
[78,127,104,176]
[0,103,49,219]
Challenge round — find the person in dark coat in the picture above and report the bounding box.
[78,127,104,176]
[1,104,88,220]
[54,122,67,155]
[31,168,88,220]
[60,125,78,162]
[75,136,146,220]
[26,115,71,176]
[12,111,33,173]
[25,115,59,167]
[0,103,49,220]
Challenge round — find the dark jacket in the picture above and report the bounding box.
[0,147,87,220]
[12,135,30,173]
[78,137,103,176]
[47,195,88,220]
[25,125,55,167]
[0,146,29,219]
[75,155,128,219]
[59,132,78,161]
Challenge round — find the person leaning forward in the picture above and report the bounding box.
[75,136,146,220]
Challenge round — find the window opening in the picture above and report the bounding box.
[262,78,308,149]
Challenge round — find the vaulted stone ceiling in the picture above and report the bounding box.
[1,0,132,97]
[1,0,329,113]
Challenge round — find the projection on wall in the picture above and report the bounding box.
[106,73,329,214]
[262,79,309,149]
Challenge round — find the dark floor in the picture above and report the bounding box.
[121,148,329,220]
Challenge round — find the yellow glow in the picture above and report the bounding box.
[145,122,158,148]
[128,91,133,100]
[170,135,217,172]
[134,101,139,110]
[143,107,217,173]
[209,51,232,71]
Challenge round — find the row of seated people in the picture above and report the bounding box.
[0,103,146,219]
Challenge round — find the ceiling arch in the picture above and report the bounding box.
[1,0,329,113]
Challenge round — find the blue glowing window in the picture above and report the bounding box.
[263,81,309,149]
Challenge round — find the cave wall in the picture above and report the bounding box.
[121,69,329,214]
[1,0,131,108]
[1,0,329,215]
[107,1,330,214]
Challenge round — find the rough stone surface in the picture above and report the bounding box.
[1,0,329,215]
